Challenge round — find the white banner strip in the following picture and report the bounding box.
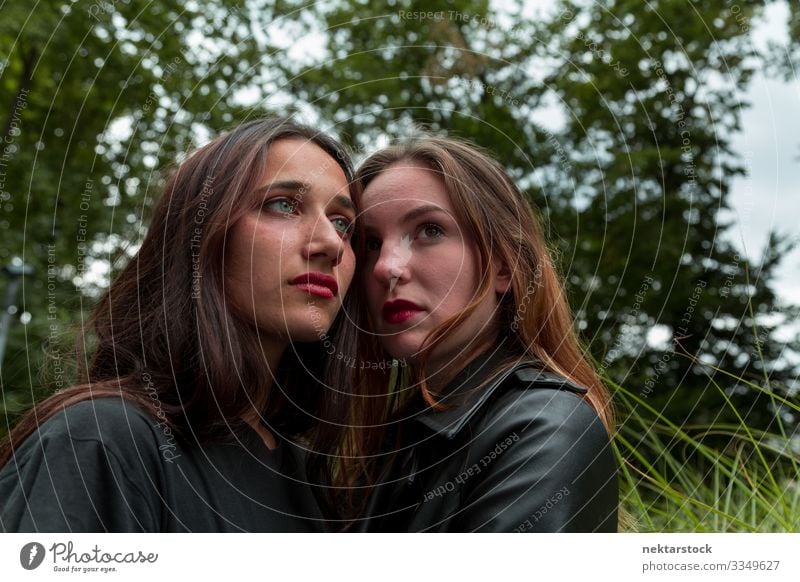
[1,533,798,581]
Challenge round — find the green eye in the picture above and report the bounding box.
[331,217,354,239]
[264,198,297,214]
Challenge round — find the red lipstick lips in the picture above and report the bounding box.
[291,272,339,299]
[382,299,423,324]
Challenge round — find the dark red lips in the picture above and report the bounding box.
[382,299,424,324]
[291,272,339,299]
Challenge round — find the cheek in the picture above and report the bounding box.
[417,249,462,293]
[230,216,278,258]
[226,220,286,291]
[224,224,256,285]
[339,247,356,287]
[421,247,479,310]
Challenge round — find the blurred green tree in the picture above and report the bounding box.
[0,0,270,424]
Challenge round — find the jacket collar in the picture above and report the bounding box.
[412,340,554,440]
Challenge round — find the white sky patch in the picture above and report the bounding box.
[529,91,568,133]
[727,1,800,306]
[107,116,133,142]
[492,0,562,19]
[190,122,213,148]
[232,85,262,106]
[646,324,673,351]
[288,30,327,63]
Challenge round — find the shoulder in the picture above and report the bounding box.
[0,397,166,532]
[472,368,610,450]
[2,397,171,490]
[448,364,618,532]
[465,369,617,506]
[26,397,168,462]
[39,397,158,440]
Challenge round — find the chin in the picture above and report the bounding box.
[381,334,425,363]
[383,332,476,371]
[285,311,335,343]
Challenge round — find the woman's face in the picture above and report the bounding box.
[225,138,356,343]
[361,162,509,373]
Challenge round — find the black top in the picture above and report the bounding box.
[359,345,619,532]
[0,398,323,532]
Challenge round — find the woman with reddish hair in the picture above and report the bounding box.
[315,136,618,532]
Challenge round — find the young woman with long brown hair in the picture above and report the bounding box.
[0,118,359,532]
[318,136,618,532]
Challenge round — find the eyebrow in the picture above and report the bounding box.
[258,181,355,213]
[399,204,447,224]
[332,194,356,214]
[261,180,308,194]
[363,204,448,233]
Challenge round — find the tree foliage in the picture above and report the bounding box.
[279,0,799,429]
[0,0,271,417]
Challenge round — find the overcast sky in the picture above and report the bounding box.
[727,1,800,307]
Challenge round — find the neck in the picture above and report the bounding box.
[241,335,286,450]
[420,334,500,394]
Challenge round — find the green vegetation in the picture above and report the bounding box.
[614,364,799,532]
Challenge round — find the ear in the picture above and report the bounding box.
[492,258,512,295]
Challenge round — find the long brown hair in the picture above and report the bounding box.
[316,135,615,522]
[0,117,357,465]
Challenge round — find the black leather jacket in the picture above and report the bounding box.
[359,346,619,532]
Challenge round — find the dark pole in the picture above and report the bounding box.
[0,262,34,369]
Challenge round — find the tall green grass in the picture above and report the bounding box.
[610,364,799,532]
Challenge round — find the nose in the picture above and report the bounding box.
[371,237,411,291]
[303,217,345,267]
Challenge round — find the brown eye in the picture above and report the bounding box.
[418,223,444,240]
